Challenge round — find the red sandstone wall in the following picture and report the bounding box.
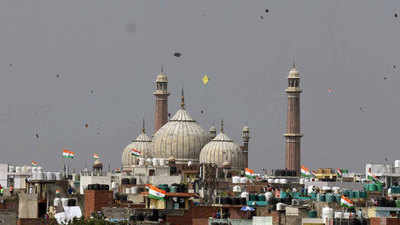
[84,190,113,218]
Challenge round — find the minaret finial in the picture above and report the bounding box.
[161,65,164,73]
[292,58,296,69]
[142,118,145,133]
[220,120,224,133]
[180,88,185,109]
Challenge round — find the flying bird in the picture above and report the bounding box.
[260,16,264,20]
[35,133,39,139]
[173,52,182,58]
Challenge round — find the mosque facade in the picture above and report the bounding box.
[121,70,250,171]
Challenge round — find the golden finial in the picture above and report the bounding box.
[161,65,164,74]
[220,120,224,133]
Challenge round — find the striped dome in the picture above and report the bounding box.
[122,131,153,169]
[199,132,242,169]
[152,109,209,164]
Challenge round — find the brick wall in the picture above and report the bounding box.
[166,206,217,225]
[84,190,113,218]
[193,218,209,225]
[256,208,280,225]
[370,217,400,225]
[17,218,56,225]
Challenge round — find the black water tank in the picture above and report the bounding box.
[67,199,76,206]
[93,184,100,190]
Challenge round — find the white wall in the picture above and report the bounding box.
[80,175,111,194]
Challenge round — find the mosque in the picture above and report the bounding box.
[121,70,251,172]
[121,64,302,175]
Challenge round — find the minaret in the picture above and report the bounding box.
[284,64,303,175]
[241,126,250,169]
[153,67,170,133]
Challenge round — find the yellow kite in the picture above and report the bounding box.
[202,75,209,85]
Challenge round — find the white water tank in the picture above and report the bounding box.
[322,207,334,220]
[47,172,56,180]
[279,179,288,184]
[54,198,61,207]
[268,179,274,183]
[55,172,61,180]
[8,165,15,173]
[159,159,165,166]
[274,179,280,183]
[111,182,118,189]
[265,192,273,200]
[152,158,158,167]
[138,158,145,166]
[61,198,69,207]
[233,185,241,192]
[232,176,240,183]
[334,211,343,218]
[395,160,400,168]
[332,187,340,193]
[299,178,304,184]
[304,178,310,182]
[15,167,21,174]
[240,192,249,198]
[277,203,286,211]
[322,186,331,191]
[126,188,131,194]
[131,186,139,194]
[37,172,44,180]
[38,167,44,173]
[240,177,248,183]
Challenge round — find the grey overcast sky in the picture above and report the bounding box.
[0,0,399,171]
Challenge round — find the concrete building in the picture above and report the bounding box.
[79,162,112,194]
[284,65,303,175]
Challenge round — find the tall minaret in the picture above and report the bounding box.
[284,64,303,175]
[241,126,250,169]
[153,67,170,133]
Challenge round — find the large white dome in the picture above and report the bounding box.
[152,109,209,164]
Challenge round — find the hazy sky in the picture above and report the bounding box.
[0,0,399,171]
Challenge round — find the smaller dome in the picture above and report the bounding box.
[168,156,176,161]
[93,159,103,169]
[209,126,217,132]
[156,73,168,82]
[122,131,153,169]
[242,126,249,132]
[288,67,300,78]
[199,131,243,169]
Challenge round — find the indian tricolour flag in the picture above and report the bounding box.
[31,161,38,166]
[131,148,141,157]
[146,184,166,200]
[367,168,382,184]
[62,150,75,159]
[340,196,354,208]
[336,168,343,177]
[245,168,255,179]
[301,165,312,177]
[93,153,100,159]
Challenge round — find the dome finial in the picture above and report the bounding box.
[161,64,164,74]
[142,118,146,133]
[220,120,224,133]
[180,88,185,109]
